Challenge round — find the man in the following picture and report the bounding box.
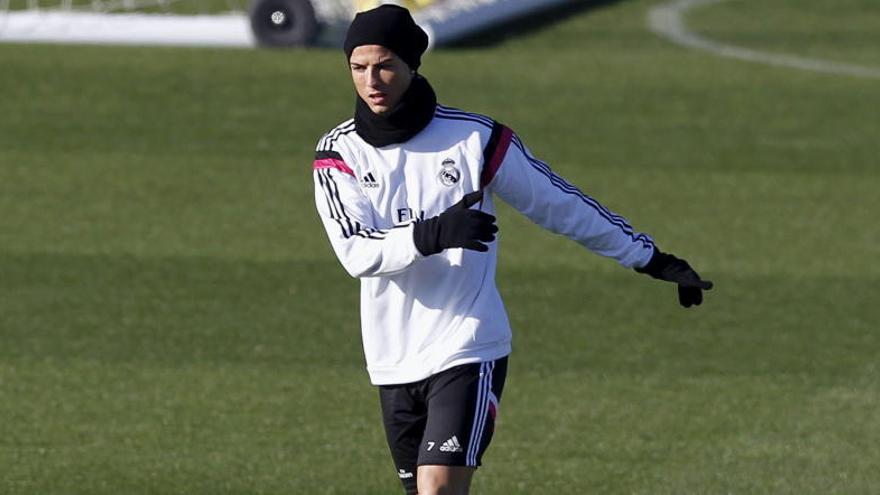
[312,5,712,494]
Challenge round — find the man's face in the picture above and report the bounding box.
[349,45,413,115]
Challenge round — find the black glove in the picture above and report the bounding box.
[636,249,714,308]
[413,191,498,256]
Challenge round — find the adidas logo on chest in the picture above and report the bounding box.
[360,172,379,189]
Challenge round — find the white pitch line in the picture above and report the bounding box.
[648,0,880,80]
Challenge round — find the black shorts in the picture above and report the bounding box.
[378,357,508,495]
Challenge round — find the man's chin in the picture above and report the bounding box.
[369,103,392,115]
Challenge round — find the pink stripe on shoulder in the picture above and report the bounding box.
[313,157,355,177]
[481,126,514,187]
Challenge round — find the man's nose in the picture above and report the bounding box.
[366,67,381,87]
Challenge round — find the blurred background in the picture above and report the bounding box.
[0,0,577,47]
[1,0,878,493]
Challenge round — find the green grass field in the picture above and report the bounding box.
[1,0,879,493]
[690,0,880,67]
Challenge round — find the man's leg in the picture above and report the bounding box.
[417,465,475,495]
[380,384,428,495]
[417,357,509,494]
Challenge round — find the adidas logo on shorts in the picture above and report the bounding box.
[439,435,463,453]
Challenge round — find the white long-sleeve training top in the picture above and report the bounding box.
[313,105,655,385]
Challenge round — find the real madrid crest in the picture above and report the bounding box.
[438,158,460,187]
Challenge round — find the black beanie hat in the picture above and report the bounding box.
[343,4,429,70]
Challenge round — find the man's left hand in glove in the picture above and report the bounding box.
[636,249,714,308]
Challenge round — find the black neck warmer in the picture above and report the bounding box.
[354,75,437,148]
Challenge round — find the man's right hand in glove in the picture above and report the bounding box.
[413,190,498,256]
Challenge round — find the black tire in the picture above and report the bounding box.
[249,0,319,47]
